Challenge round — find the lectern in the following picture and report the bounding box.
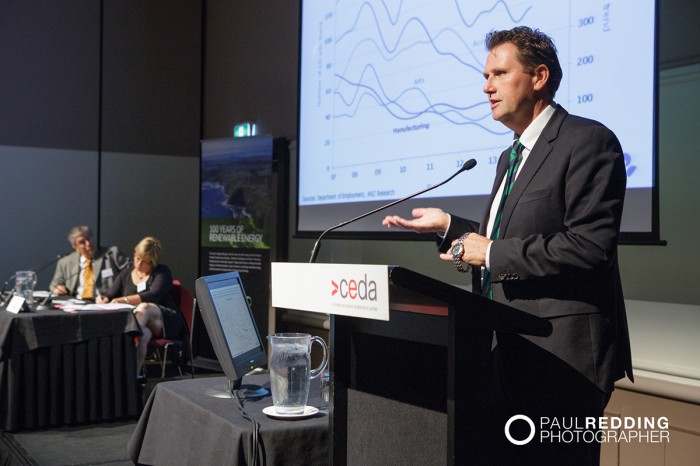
[271,264,551,466]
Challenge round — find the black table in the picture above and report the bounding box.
[0,307,141,431]
[128,374,329,466]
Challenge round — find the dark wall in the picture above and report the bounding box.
[102,1,202,157]
[0,0,204,155]
[0,1,201,291]
[659,0,700,69]
[0,1,101,150]
[98,1,202,292]
[202,1,299,140]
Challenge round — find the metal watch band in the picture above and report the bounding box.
[452,234,471,273]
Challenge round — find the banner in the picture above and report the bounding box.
[200,135,274,338]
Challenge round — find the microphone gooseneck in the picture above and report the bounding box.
[309,159,477,263]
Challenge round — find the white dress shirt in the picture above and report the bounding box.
[484,104,556,269]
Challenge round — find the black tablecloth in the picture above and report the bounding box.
[0,307,141,430]
[128,374,329,466]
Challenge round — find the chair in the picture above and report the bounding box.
[148,280,196,379]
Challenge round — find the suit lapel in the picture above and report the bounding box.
[93,253,105,286]
[479,147,512,235]
[494,105,568,238]
[67,253,81,293]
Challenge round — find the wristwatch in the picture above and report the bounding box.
[451,233,471,273]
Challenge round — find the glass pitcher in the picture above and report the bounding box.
[267,333,329,414]
[15,270,37,305]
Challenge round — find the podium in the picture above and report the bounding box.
[271,264,551,465]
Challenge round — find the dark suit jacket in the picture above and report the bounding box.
[440,105,633,393]
[49,246,128,298]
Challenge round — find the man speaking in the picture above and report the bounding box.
[383,26,633,465]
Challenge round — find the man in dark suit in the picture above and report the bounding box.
[383,26,633,464]
[49,225,128,300]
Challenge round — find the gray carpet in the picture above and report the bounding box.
[4,421,136,466]
[0,366,221,466]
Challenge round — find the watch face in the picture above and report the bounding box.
[451,243,463,258]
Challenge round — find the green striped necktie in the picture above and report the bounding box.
[482,140,524,299]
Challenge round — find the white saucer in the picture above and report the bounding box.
[262,406,320,420]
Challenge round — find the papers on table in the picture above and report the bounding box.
[53,300,135,312]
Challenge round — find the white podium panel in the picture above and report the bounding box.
[271,262,390,321]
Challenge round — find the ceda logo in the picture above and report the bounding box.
[331,274,377,301]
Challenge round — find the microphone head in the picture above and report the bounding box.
[462,159,477,171]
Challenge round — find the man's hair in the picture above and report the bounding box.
[485,26,562,98]
[67,225,93,245]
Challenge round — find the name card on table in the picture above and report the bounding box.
[271,262,390,321]
[5,295,26,314]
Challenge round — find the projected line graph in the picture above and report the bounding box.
[298,0,657,206]
[333,64,497,128]
[330,0,529,162]
[455,0,532,27]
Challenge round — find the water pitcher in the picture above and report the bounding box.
[15,271,37,305]
[268,333,328,414]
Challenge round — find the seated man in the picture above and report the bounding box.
[49,226,128,300]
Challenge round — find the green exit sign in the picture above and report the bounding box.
[233,122,256,138]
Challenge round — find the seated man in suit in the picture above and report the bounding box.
[49,225,128,300]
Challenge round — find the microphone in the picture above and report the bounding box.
[34,293,55,311]
[33,252,72,275]
[309,159,477,263]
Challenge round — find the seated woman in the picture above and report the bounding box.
[97,236,184,376]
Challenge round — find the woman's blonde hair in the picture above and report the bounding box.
[134,236,162,267]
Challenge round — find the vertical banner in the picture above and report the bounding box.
[200,135,274,339]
